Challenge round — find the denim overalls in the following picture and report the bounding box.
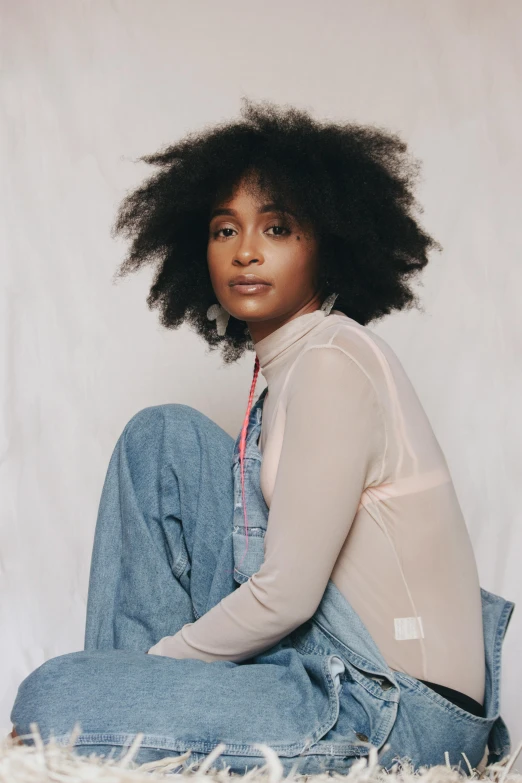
[229,386,515,774]
[10,391,515,776]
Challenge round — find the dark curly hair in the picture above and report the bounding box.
[112,97,442,364]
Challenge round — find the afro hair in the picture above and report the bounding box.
[112,97,442,363]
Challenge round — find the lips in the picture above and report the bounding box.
[230,275,271,286]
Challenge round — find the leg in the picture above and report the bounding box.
[84,403,237,651]
[11,403,238,745]
[9,646,339,776]
[10,403,349,776]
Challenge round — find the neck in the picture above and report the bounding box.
[247,298,323,344]
[254,308,338,387]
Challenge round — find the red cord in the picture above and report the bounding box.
[236,355,260,570]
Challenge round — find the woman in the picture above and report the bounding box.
[10,98,515,776]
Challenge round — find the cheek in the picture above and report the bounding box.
[278,253,317,295]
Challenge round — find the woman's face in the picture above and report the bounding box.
[207,176,323,343]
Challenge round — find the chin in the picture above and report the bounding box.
[230,306,274,322]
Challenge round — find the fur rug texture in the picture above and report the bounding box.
[1,724,521,783]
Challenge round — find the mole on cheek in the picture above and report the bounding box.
[296,236,300,240]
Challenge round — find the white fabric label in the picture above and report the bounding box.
[394,616,425,640]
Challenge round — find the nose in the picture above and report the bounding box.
[233,232,265,266]
[235,256,261,266]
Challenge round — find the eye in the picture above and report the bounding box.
[211,227,236,239]
[266,223,291,237]
[211,223,291,240]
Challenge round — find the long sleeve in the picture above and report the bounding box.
[147,345,385,661]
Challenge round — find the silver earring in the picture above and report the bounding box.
[206,303,230,336]
[320,292,339,315]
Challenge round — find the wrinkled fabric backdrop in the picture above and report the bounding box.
[1,0,521,765]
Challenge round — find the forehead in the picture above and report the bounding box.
[209,201,295,220]
[211,183,297,220]
[209,171,311,230]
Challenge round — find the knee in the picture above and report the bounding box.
[119,404,221,479]
[122,403,203,450]
[10,655,80,740]
[125,403,196,433]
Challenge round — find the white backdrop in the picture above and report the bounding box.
[1,0,521,764]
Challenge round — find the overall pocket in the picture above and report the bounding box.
[231,453,269,585]
[231,525,266,584]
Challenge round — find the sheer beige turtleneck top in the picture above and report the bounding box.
[147,309,485,705]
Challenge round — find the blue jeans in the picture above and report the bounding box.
[10,401,515,776]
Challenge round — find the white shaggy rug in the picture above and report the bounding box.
[1,724,521,783]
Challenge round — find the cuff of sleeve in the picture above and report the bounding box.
[147,623,195,658]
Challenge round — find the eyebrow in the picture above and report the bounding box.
[209,203,296,220]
